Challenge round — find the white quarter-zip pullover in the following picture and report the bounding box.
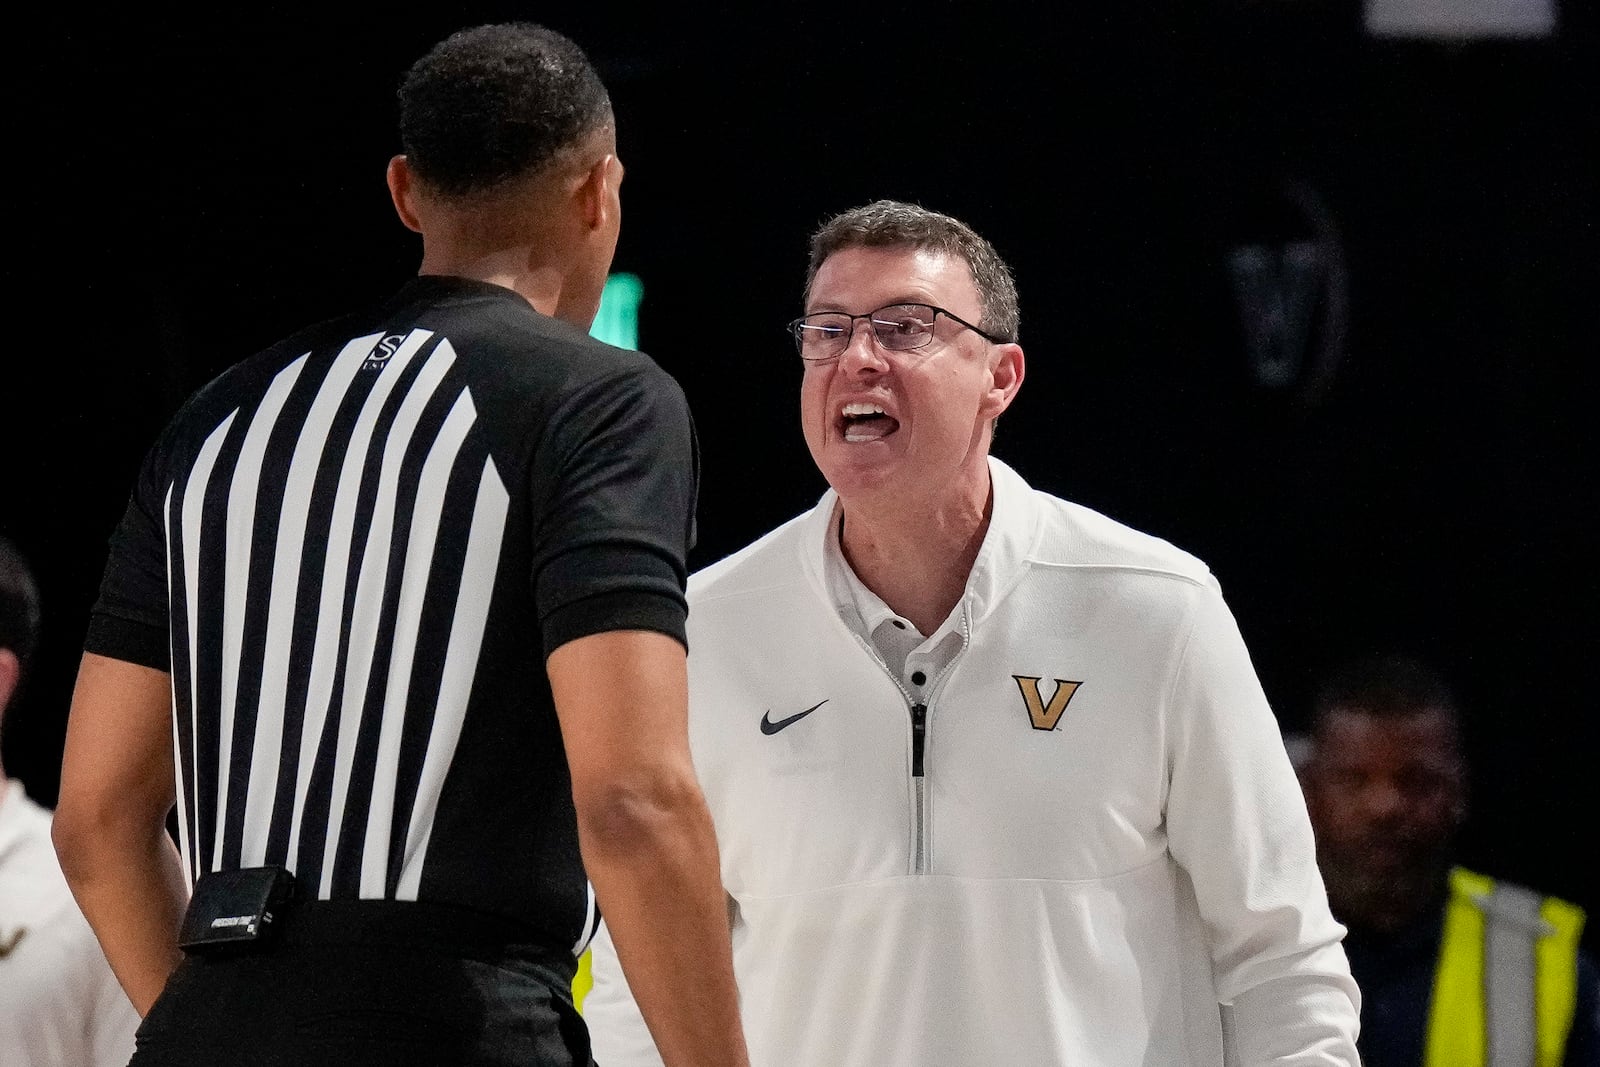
[586,457,1361,1065]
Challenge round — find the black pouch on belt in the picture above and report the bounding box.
[177,865,296,954]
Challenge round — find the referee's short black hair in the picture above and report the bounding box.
[398,22,614,200]
[0,535,41,680]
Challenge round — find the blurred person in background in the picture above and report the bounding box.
[1298,653,1599,1066]
[1,535,140,1066]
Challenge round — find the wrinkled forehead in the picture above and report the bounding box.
[806,244,979,314]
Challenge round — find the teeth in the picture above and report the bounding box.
[842,402,886,417]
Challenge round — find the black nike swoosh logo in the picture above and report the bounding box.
[760,699,828,735]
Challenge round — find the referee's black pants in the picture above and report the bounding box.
[128,899,591,1067]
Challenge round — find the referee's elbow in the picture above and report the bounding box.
[572,768,710,857]
[51,791,125,883]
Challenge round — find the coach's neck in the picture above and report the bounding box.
[837,461,994,637]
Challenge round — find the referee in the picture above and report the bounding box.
[50,23,748,1067]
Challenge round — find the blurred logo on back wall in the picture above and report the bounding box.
[1224,180,1348,406]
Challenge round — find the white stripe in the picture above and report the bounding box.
[162,484,194,887]
[396,458,508,899]
[317,340,457,897]
[286,329,433,877]
[571,882,598,956]
[1481,882,1545,1067]
[212,355,307,870]
[358,389,477,896]
[181,409,238,879]
[240,336,381,867]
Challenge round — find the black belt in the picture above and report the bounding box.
[270,897,561,965]
[179,866,567,969]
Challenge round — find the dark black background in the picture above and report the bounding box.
[3,5,1595,952]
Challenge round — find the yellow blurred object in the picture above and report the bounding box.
[573,946,594,1013]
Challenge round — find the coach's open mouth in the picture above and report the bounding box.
[840,401,899,442]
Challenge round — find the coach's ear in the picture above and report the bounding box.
[982,341,1025,422]
[0,648,18,713]
[386,155,424,234]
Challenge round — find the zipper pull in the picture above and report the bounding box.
[911,703,927,777]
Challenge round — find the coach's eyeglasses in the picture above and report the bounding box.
[787,303,1011,362]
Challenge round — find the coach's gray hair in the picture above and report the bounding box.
[803,200,1020,342]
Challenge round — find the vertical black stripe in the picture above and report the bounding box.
[190,416,251,873]
[262,364,380,868]
[384,433,482,894]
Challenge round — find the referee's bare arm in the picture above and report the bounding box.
[53,652,188,1015]
[548,629,749,1067]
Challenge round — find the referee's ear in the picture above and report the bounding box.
[386,155,424,234]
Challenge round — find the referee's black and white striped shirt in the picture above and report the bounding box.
[86,275,698,956]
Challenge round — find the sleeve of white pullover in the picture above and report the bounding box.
[1164,582,1362,1065]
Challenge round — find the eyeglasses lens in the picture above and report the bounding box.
[794,304,938,359]
[870,306,936,350]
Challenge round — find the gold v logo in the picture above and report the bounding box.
[0,927,26,958]
[1013,676,1083,731]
